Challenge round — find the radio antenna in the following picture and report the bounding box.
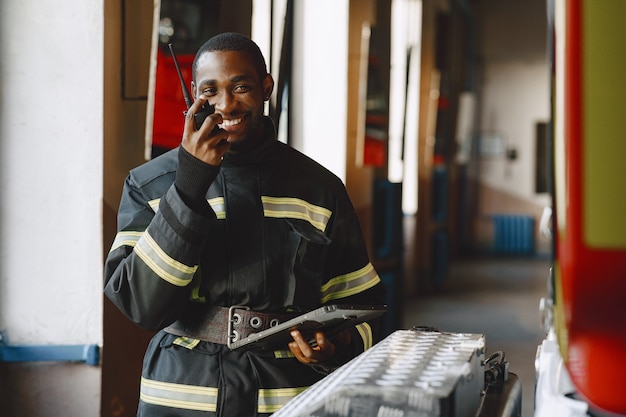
[168,43,194,109]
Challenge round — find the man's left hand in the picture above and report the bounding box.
[288,330,351,364]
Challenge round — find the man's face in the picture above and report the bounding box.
[192,50,273,144]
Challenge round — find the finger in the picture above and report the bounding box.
[310,332,325,350]
[290,330,314,357]
[183,95,205,128]
[198,113,224,138]
[185,94,217,132]
[288,339,317,365]
[288,340,303,360]
[313,332,335,359]
[189,93,210,113]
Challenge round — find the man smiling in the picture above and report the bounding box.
[104,32,386,416]
[188,37,273,154]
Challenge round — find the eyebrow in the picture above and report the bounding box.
[197,74,255,89]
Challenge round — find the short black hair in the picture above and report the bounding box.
[192,32,268,83]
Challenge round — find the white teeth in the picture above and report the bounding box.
[221,118,242,127]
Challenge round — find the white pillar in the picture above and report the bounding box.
[291,0,350,182]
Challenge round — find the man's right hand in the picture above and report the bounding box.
[181,94,231,166]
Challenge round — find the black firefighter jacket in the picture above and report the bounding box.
[104,117,387,416]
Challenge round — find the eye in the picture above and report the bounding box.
[201,87,217,95]
[234,84,252,93]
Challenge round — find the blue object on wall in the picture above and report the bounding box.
[0,332,100,366]
[492,215,535,255]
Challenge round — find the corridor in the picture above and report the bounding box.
[401,256,551,417]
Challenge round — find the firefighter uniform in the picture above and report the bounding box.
[104,117,386,416]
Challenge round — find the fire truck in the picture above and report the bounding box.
[534,0,626,416]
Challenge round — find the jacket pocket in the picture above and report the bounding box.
[283,220,331,308]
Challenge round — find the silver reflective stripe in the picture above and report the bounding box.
[261,196,332,232]
[149,197,226,219]
[208,197,226,219]
[258,387,309,414]
[320,262,381,303]
[134,231,197,287]
[148,199,160,212]
[109,231,142,252]
[140,377,218,412]
[140,378,306,414]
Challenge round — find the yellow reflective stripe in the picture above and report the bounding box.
[190,284,206,302]
[140,377,217,412]
[262,196,332,232]
[273,350,296,359]
[134,232,197,287]
[172,337,201,350]
[320,263,381,303]
[356,322,373,351]
[109,231,143,252]
[208,197,226,219]
[258,387,308,413]
[149,197,226,219]
[189,267,205,302]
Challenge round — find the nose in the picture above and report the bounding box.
[213,91,235,114]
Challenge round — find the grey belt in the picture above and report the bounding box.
[165,305,298,349]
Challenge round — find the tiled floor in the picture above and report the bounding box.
[401,256,551,417]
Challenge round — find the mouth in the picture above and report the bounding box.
[219,117,243,130]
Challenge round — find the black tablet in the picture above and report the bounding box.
[228,304,387,350]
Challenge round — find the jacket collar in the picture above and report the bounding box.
[222,116,278,166]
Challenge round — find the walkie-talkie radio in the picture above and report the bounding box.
[168,43,214,130]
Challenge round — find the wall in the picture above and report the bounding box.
[0,0,104,416]
[473,0,552,254]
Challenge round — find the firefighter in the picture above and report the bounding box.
[104,32,386,416]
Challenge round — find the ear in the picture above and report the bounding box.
[262,74,274,101]
[191,82,197,100]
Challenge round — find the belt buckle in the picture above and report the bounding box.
[227,305,249,350]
